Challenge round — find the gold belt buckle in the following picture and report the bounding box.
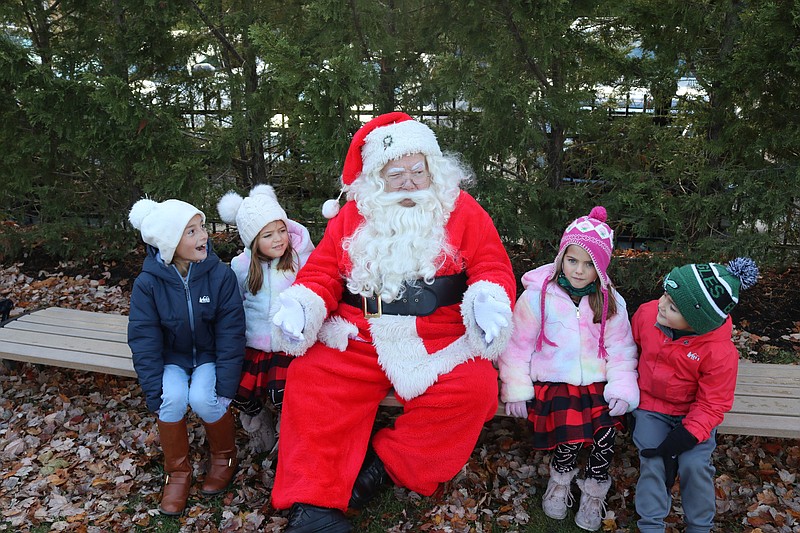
[362,295,382,318]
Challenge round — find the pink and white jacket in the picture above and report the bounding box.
[230,219,315,352]
[498,264,639,411]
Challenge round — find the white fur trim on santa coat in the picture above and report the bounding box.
[318,316,360,351]
[273,284,327,356]
[461,280,514,359]
[368,315,480,400]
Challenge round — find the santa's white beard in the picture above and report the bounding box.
[344,189,452,301]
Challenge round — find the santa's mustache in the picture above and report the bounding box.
[367,189,439,210]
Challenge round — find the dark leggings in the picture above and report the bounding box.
[551,426,616,480]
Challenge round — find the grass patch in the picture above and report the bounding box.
[351,490,429,531]
[349,483,633,532]
[752,344,800,364]
[134,515,183,533]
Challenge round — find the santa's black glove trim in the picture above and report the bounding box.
[641,424,698,488]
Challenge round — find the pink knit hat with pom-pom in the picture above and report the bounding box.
[536,206,615,358]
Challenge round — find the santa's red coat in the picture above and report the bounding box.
[272,191,515,510]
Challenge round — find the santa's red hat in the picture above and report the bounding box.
[322,112,442,218]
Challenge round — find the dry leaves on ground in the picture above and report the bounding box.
[1,263,800,532]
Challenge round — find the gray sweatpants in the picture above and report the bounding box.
[632,409,717,533]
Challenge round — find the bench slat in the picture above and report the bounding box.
[737,362,800,382]
[0,340,136,377]
[0,328,130,357]
[732,382,800,398]
[33,306,127,321]
[4,320,128,343]
[17,310,128,332]
[730,394,800,416]
[717,413,800,439]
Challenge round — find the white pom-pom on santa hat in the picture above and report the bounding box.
[128,198,158,230]
[321,191,344,219]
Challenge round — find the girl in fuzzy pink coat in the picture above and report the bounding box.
[217,185,315,453]
[498,206,639,532]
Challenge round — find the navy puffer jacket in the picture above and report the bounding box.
[128,243,245,413]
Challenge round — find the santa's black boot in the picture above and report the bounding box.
[285,503,352,533]
[348,448,391,510]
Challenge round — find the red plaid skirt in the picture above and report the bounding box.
[236,347,293,407]
[527,381,624,450]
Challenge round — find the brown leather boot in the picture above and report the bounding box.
[200,409,238,495]
[156,418,192,516]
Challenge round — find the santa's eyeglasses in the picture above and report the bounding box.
[382,169,430,186]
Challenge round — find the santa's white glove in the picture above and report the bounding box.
[474,289,511,344]
[273,293,305,341]
[608,398,629,417]
[504,400,529,418]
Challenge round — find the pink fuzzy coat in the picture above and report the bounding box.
[498,264,639,410]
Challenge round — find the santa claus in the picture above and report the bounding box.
[272,112,516,532]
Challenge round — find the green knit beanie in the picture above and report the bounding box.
[663,257,759,335]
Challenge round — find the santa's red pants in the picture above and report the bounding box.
[271,339,498,511]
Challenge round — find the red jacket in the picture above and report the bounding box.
[632,300,738,442]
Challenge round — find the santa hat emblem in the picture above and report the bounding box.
[322,112,442,218]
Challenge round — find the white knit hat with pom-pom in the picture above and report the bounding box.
[128,198,205,264]
[217,184,288,248]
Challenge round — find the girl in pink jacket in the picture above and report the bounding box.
[498,206,639,532]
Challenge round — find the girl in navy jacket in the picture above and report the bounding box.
[127,198,245,516]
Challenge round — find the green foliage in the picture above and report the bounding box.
[0,222,138,265]
[0,0,798,270]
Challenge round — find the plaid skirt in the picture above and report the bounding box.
[526,381,624,450]
[235,347,293,408]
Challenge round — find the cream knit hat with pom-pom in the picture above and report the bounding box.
[217,184,289,248]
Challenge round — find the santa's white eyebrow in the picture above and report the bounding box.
[386,161,426,173]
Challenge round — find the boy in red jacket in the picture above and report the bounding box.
[631,258,758,533]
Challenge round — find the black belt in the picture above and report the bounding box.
[342,273,468,317]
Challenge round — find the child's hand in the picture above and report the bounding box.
[218,396,232,411]
[504,400,529,418]
[640,424,698,488]
[273,293,305,341]
[607,398,628,417]
[474,289,511,344]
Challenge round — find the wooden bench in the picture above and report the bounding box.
[2,307,799,439]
